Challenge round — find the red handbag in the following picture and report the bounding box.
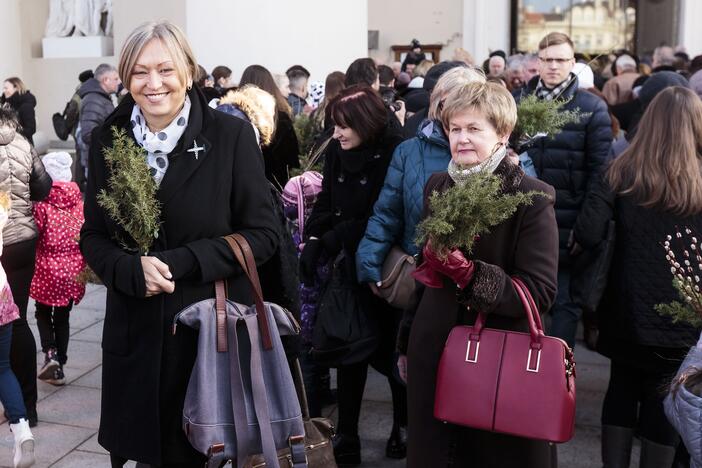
[434,277,576,443]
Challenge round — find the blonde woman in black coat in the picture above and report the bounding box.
[80,21,278,467]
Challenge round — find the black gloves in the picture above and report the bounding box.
[299,239,324,286]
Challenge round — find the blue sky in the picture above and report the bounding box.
[522,0,573,12]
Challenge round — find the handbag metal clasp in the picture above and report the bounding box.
[526,348,541,373]
[465,339,480,363]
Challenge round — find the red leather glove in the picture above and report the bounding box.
[421,243,475,289]
[412,261,444,288]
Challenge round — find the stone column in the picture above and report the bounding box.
[678,0,702,56]
[462,0,511,63]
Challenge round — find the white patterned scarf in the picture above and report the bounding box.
[448,145,507,185]
[130,96,191,186]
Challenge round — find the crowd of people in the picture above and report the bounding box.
[0,18,701,468]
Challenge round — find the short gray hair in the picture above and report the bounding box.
[653,46,675,67]
[428,66,486,120]
[94,63,117,80]
[506,54,525,71]
[615,55,637,72]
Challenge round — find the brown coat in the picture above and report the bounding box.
[406,160,559,468]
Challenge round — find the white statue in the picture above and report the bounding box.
[45,0,113,38]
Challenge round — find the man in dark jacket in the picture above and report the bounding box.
[78,63,120,177]
[515,32,612,348]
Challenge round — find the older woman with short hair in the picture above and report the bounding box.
[406,81,559,467]
[80,21,278,467]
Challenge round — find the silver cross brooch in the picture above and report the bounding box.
[187,140,205,160]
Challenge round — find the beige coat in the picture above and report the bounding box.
[0,126,51,246]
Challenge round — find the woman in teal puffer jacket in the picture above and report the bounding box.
[355,66,485,357]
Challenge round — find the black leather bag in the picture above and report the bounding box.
[311,253,379,367]
[570,220,616,314]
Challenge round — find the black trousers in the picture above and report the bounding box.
[35,300,73,365]
[336,304,407,437]
[110,454,202,468]
[602,359,680,446]
[0,238,37,417]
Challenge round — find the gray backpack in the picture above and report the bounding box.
[174,234,307,468]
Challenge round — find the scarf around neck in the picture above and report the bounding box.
[448,145,507,185]
[535,72,575,101]
[130,96,191,186]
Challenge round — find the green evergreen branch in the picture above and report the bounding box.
[515,95,586,149]
[96,127,161,255]
[415,171,546,256]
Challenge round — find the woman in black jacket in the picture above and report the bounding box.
[80,21,278,467]
[299,85,406,464]
[1,78,37,145]
[573,86,702,468]
[239,65,300,190]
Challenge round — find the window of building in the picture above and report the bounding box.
[512,0,636,54]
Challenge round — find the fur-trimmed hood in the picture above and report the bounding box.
[218,87,276,146]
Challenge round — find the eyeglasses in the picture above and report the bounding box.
[538,57,574,65]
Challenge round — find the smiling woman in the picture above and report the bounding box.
[80,20,278,467]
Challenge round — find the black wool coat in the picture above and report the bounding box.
[406,160,559,468]
[573,173,700,365]
[1,91,37,145]
[515,76,612,265]
[305,122,404,259]
[80,87,279,466]
[262,111,300,190]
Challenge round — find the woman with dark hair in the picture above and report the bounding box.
[299,85,406,464]
[240,65,300,188]
[574,86,702,468]
[1,78,37,145]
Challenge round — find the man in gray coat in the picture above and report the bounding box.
[77,63,120,177]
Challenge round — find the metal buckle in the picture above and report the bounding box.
[465,339,480,363]
[526,348,541,373]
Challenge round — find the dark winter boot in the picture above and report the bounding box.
[602,425,634,468]
[639,438,676,468]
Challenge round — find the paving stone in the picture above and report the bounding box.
[50,450,111,468]
[72,366,101,390]
[76,433,107,455]
[38,386,100,430]
[70,321,103,343]
[0,421,94,468]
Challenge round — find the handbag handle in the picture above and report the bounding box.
[471,276,543,348]
[214,233,274,351]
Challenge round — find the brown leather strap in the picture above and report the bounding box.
[215,280,227,352]
[222,234,274,350]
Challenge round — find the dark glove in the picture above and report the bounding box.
[299,239,324,286]
[413,243,475,289]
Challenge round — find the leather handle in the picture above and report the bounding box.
[222,233,274,350]
[215,280,227,352]
[471,276,543,345]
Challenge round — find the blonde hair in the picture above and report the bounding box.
[607,87,702,216]
[413,60,434,78]
[3,77,26,95]
[428,66,486,121]
[452,48,475,66]
[0,192,10,211]
[441,81,517,137]
[118,21,197,91]
[219,86,277,146]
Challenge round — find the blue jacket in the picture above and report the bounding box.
[356,120,451,283]
[665,345,702,468]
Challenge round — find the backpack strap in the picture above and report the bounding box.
[241,313,282,468]
[222,234,273,350]
[295,177,305,240]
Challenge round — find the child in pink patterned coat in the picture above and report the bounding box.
[0,191,36,467]
[29,152,85,386]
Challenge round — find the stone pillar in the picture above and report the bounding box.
[462,0,511,63]
[678,0,702,56]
